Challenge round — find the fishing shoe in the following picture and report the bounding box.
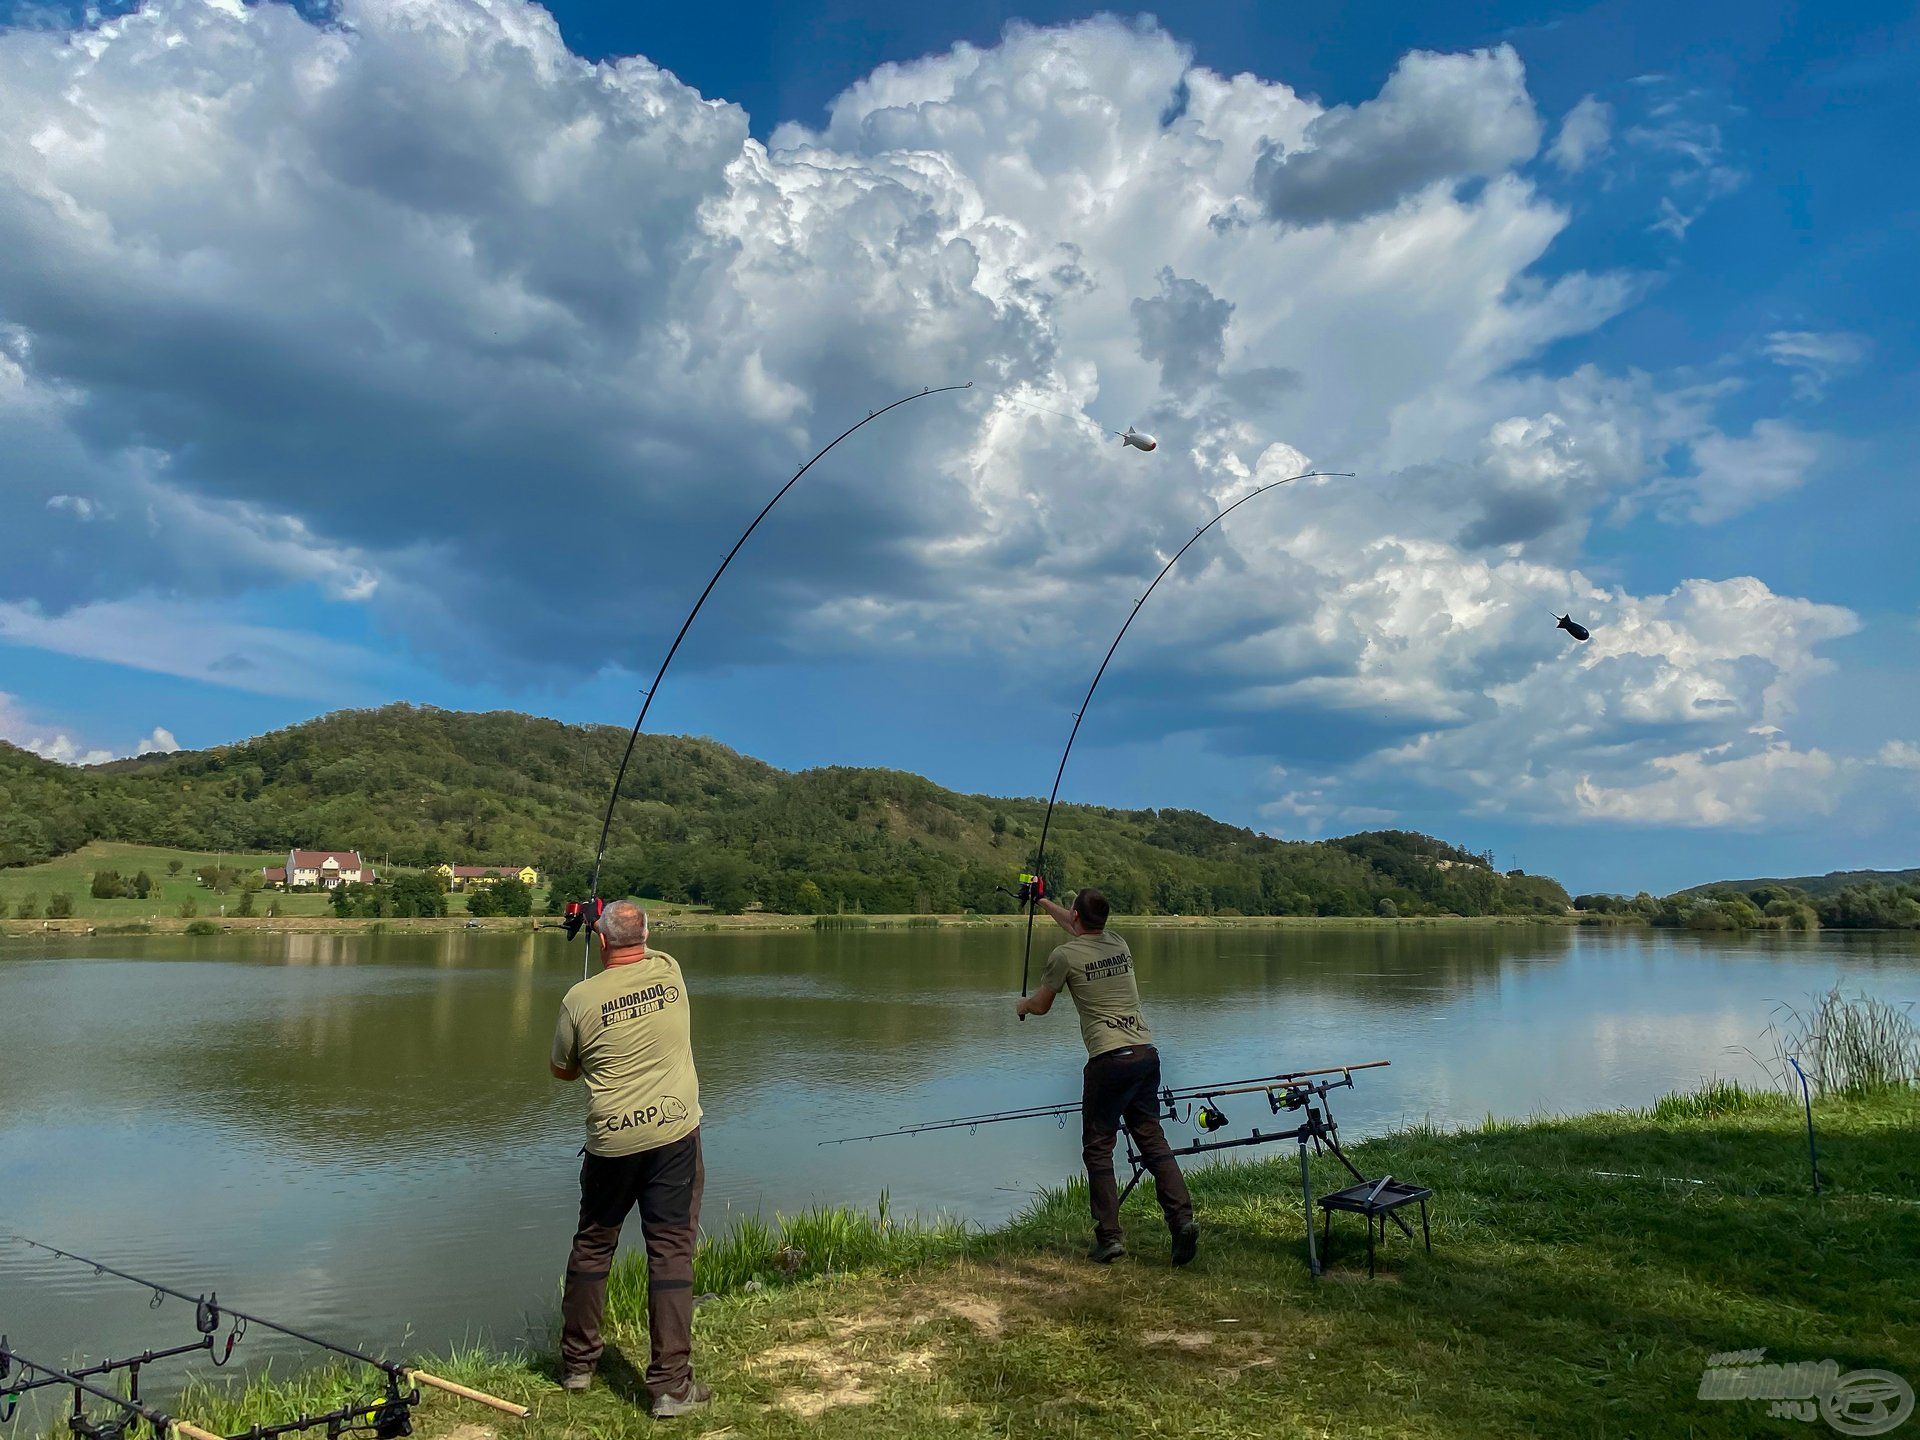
[1171,1223,1200,1267]
[1087,1237,1126,1264]
[560,1370,594,1393]
[650,1381,713,1419]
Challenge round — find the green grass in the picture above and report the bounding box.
[94,1080,1919,1440]
[0,841,558,923]
[0,841,321,920]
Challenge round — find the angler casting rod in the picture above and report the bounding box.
[1018,467,1352,1000]
[820,1060,1389,1144]
[1,1237,528,1418]
[572,381,972,975]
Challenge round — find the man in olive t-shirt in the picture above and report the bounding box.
[550,899,709,1417]
[1015,887,1197,1265]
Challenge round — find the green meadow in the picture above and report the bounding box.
[171,1079,1918,1440]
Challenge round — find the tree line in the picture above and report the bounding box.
[1574,882,1920,931]
[3,704,1574,919]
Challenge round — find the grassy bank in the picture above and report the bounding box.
[159,1080,1917,1440]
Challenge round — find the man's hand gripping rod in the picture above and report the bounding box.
[1015,469,1350,1003]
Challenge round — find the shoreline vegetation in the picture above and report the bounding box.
[5,901,1916,940]
[0,909,1589,940]
[154,1073,1916,1440]
[1,706,1580,923]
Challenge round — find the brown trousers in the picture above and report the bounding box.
[560,1129,704,1399]
[1082,1045,1194,1245]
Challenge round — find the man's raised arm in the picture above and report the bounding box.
[1037,895,1076,933]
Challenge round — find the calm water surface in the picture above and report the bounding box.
[2,923,1915,1406]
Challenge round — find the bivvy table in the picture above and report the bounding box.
[1317,1175,1432,1277]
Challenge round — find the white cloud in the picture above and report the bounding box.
[1877,740,1920,771]
[135,725,180,755]
[46,493,101,520]
[1253,45,1540,224]
[0,3,1871,832]
[0,690,115,765]
[1572,737,1840,828]
[1765,330,1871,401]
[1680,420,1822,523]
[1626,92,1746,241]
[0,597,399,700]
[1549,95,1612,173]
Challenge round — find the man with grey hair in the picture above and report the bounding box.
[550,899,708,1417]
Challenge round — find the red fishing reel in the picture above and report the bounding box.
[562,896,604,940]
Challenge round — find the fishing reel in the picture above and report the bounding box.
[1195,1101,1231,1133]
[562,897,604,940]
[1014,873,1045,906]
[368,1398,414,1439]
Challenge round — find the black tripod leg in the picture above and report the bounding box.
[1118,1134,1145,1206]
[1300,1139,1321,1277]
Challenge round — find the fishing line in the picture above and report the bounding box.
[1018,468,1353,1001]
[573,382,972,978]
[997,392,1121,437]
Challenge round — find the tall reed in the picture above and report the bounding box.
[1764,986,1920,1096]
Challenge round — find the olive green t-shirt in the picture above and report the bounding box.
[552,949,702,1157]
[1040,931,1153,1059]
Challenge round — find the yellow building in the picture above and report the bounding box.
[435,863,539,891]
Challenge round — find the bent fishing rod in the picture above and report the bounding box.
[820,1060,1389,1144]
[568,381,972,975]
[1017,467,1352,1000]
[1,1236,528,1419]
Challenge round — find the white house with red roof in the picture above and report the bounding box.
[282,849,370,889]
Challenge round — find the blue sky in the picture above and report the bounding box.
[0,0,1914,895]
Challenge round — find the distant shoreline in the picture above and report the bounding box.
[0,910,1585,940]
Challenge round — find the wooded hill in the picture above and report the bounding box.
[0,704,1571,918]
[1678,867,1920,899]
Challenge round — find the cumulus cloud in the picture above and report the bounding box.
[0,3,1868,832]
[0,690,115,765]
[1131,268,1233,392]
[1253,45,1541,223]
[1571,736,1840,828]
[1549,95,1612,173]
[135,725,180,755]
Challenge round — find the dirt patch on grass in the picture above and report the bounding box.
[757,1341,878,1417]
[937,1295,1005,1335]
[1140,1329,1215,1351]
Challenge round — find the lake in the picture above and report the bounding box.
[2,922,1915,1408]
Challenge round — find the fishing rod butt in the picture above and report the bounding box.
[172,1420,226,1440]
[408,1370,530,1417]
